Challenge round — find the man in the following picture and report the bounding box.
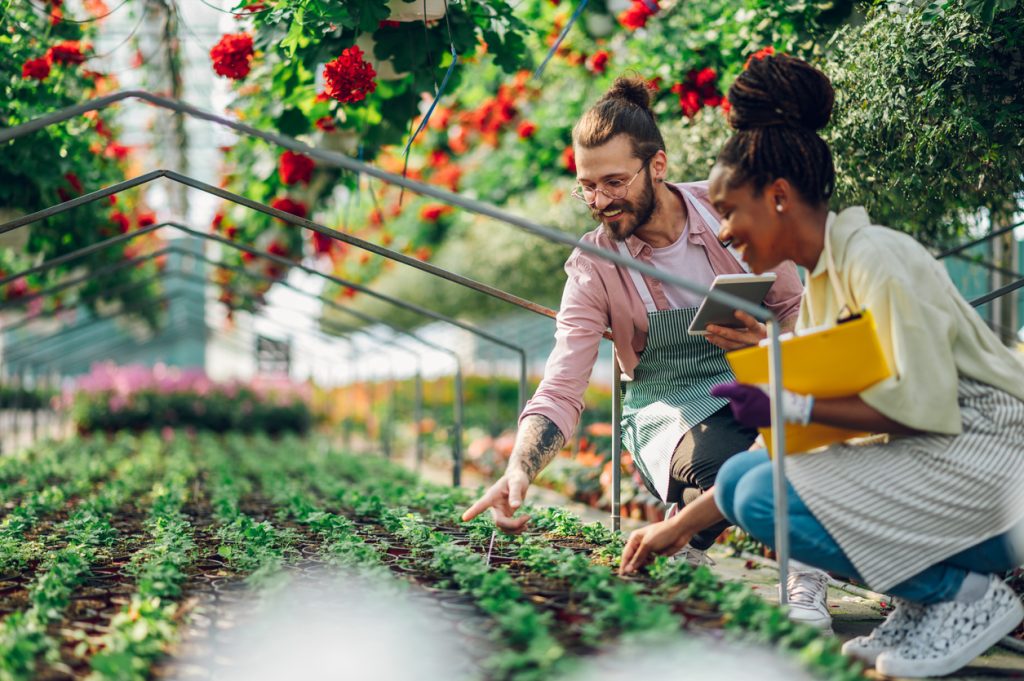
[461,76,829,629]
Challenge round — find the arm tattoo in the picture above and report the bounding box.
[509,415,566,481]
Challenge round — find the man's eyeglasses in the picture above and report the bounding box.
[571,160,650,205]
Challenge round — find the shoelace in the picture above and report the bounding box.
[787,572,829,606]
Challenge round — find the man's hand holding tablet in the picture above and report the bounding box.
[686,273,777,351]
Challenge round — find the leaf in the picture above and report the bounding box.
[275,107,311,136]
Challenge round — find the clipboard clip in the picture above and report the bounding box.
[836,306,863,324]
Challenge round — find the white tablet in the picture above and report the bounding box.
[686,273,778,336]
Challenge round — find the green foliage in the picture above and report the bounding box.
[827,2,1024,242]
[0,5,164,323]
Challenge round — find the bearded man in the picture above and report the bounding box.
[462,76,831,629]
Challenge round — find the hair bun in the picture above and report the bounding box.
[600,76,654,113]
[727,55,834,133]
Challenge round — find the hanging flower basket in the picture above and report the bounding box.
[355,33,407,81]
[386,0,446,22]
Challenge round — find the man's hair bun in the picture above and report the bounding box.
[727,54,834,133]
[600,76,654,113]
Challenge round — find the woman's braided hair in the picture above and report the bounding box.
[717,55,836,206]
[573,76,665,160]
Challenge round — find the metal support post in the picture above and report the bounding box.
[453,363,464,487]
[414,367,425,473]
[767,319,790,605]
[611,351,622,533]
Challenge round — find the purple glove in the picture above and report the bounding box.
[710,381,771,428]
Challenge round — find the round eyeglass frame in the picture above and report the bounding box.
[571,156,654,206]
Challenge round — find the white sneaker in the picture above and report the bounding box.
[669,545,716,568]
[876,575,1024,678]
[841,597,926,665]
[785,568,833,633]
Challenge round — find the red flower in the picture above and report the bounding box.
[721,97,732,115]
[517,121,537,139]
[311,231,333,255]
[267,240,289,257]
[278,150,314,185]
[562,146,576,174]
[420,204,452,222]
[65,172,84,194]
[95,118,112,138]
[671,83,701,117]
[378,20,402,27]
[212,212,225,231]
[5,278,29,301]
[270,197,308,220]
[50,6,62,25]
[22,57,51,81]
[693,67,717,90]
[323,46,377,104]
[47,40,86,65]
[241,250,256,263]
[137,212,156,227]
[226,225,239,240]
[315,116,336,132]
[617,0,658,30]
[671,68,723,117]
[427,149,450,168]
[110,211,131,234]
[745,46,776,69]
[414,246,432,262]
[368,208,383,226]
[586,50,610,75]
[210,33,254,80]
[104,143,131,161]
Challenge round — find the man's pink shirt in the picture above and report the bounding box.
[520,181,804,440]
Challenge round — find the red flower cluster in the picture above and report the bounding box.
[315,116,337,132]
[278,150,314,185]
[420,204,453,222]
[745,46,775,69]
[22,58,51,81]
[47,40,86,65]
[562,146,576,175]
[517,120,537,139]
[670,68,723,117]
[110,211,131,234]
[311,231,334,256]
[458,85,518,146]
[586,50,610,75]
[323,46,377,104]
[618,0,658,30]
[270,197,308,221]
[137,212,156,228]
[210,33,254,80]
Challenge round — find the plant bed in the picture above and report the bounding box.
[0,432,865,681]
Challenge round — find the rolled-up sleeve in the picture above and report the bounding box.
[764,260,803,322]
[519,256,609,441]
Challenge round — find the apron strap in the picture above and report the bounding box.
[679,187,751,273]
[614,240,658,313]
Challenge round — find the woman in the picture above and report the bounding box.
[619,53,1024,678]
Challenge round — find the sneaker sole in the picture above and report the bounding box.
[840,640,886,666]
[876,598,1024,678]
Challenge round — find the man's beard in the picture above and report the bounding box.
[594,173,657,241]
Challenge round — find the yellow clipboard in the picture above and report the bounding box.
[725,309,892,455]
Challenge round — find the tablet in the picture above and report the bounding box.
[686,272,777,336]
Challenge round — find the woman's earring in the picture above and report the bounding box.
[775,203,783,213]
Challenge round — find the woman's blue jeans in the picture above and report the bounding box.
[714,450,1022,604]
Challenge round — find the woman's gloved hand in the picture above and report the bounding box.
[710,381,814,429]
